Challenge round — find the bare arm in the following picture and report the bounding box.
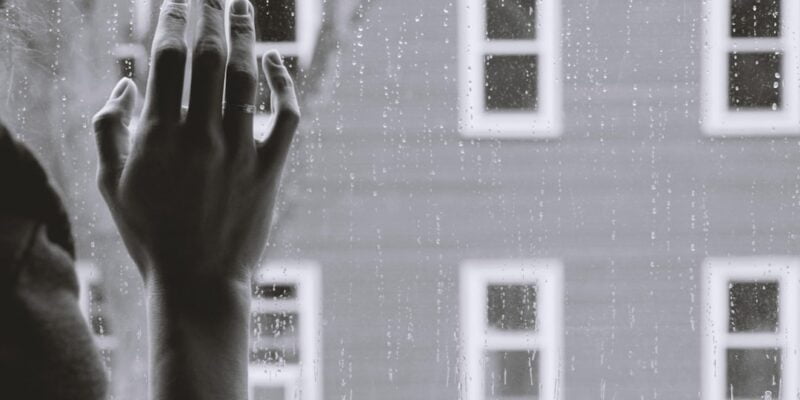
[90,0,301,398]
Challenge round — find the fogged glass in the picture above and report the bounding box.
[252,386,286,400]
[727,348,781,399]
[256,56,299,114]
[728,52,781,110]
[728,281,779,333]
[89,284,112,336]
[254,0,296,42]
[251,312,299,364]
[486,0,535,40]
[485,350,539,399]
[730,0,780,38]
[253,283,298,299]
[116,56,136,80]
[487,284,537,331]
[484,54,537,111]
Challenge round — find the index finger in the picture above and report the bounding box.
[141,0,190,125]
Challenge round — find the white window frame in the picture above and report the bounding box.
[247,0,322,134]
[460,259,563,400]
[249,261,321,400]
[76,262,119,359]
[702,257,800,400]
[459,0,561,139]
[701,0,800,136]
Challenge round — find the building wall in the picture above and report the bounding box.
[2,0,799,399]
[269,0,800,399]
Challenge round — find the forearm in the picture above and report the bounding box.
[146,275,251,400]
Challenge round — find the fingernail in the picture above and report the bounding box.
[266,50,283,66]
[232,0,250,15]
[111,78,131,100]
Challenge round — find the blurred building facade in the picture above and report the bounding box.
[2,0,799,399]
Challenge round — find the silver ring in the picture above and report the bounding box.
[224,102,256,114]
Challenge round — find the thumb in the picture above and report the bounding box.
[92,78,138,196]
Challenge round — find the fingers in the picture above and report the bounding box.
[92,78,138,196]
[187,0,228,127]
[142,0,189,124]
[223,0,257,148]
[258,51,301,167]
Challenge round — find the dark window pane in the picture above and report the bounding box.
[253,283,297,299]
[117,56,136,79]
[727,348,781,399]
[253,386,285,400]
[254,0,296,42]
[89,283,106,305]
[485,55,537,111]
[731,0,780,38]
[485,350,539,398]
[256,56,299,114]
[91,315,112,336]
[729,281,779,332]
[98,348,114,371]
[728,52,781,110]
[487,284,536,331]
[486,0,535,40]
[252,312,298,338]
[250,347,300,364]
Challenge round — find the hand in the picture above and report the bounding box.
[91,0,300,288]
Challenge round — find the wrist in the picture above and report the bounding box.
[146,273,252,323]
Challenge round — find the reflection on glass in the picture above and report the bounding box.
[487,284,537,331]
[117,56,136,79]
[254,0,296,42]
[257,56,299,114]
[254,283,298,299]
[252,312,299,338]
[253,385,286,400]
[727,348,781,399]
[730,0,780,38]
[89,283,112,336]
[484,54,537,111]
[728,52,781,110]
[486,0,535,40]
[250,347,301,364]
[485,350,539,399]
[729,281,779,333]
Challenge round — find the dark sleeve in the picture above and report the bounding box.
[0,121,108,400]
[0,121,75,260]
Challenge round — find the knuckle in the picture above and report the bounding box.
[194,39,227,67]
[154,41,188,66]
[204,0,224,11]
[229,19,255,38]
[227,65,257,87]
[161,5,188,24]
[92,109,121,132]
[272,74,294,92]
[277,105,301,126]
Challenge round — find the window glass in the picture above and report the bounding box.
[253,386,286,400]
[727,348,781,399]
[728,52,782,110]
[487,284,536,331]
[729,281,779,332]
[486,0,535,40]
[484,350,539,399]
[254,0,296,42]
[484,54,537,111]
[117,56,136,79]
[730,0,780,37]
